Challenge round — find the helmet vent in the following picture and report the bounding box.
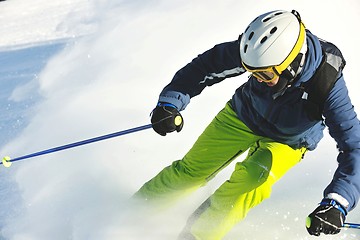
[260,36,268,44]
[248,32,254,40]
[263,17,272,22]
[244,44,248,53]
[270,27,277,34]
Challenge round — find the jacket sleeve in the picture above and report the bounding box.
[158,39,246,111]
[323,74,360,211]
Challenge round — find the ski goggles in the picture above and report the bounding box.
[244,67,280,82]
[242,21,306,82]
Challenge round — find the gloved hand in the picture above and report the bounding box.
[306,198,347,236]
[151,102,183,136]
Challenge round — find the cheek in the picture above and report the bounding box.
[271,77,280,85]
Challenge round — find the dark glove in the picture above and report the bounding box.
[306,198,347,236]
[151,102,183,136]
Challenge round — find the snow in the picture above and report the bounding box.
[0,0,360,239]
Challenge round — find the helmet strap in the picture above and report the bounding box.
[271,51,306,98]
[281,52,306,84]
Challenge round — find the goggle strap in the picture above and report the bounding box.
[282,52,306,82]
[272,66,281,76]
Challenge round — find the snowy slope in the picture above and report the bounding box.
[0,0,360,239]
[0,0,96,49]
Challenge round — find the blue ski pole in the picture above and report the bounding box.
[1,123,152,167]
[343,222,360,229]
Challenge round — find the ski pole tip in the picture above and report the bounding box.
[2,156,12,168]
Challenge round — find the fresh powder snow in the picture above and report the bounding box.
[0,0,359,239]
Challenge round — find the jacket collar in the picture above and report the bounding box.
[293,30,323,87]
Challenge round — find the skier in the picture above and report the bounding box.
[134,10,360,239]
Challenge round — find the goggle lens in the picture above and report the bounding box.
[252,71,277,82]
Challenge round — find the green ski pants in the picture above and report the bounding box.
[135,102,306,240]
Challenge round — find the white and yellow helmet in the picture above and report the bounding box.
[240,10,307,80]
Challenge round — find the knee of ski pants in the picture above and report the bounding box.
[233,141,306,200]
[231,148,279,200]
[233,160,272,196]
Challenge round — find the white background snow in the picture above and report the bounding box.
[0,0,360,239]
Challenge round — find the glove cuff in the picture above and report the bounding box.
[157,102,177,109]
[320,198,347,216]
[325,193,350,210]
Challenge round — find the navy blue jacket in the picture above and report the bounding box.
[157,31,360,211]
